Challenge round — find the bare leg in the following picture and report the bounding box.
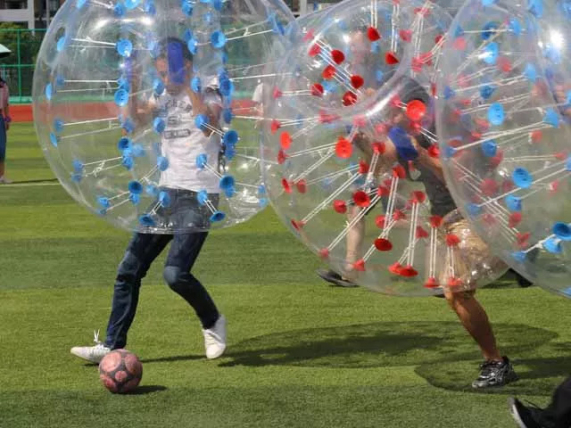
[444,289,502,361]
[0,161,4,178]
[343,205,365,280]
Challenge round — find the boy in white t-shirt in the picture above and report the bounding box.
[70,37,226,363]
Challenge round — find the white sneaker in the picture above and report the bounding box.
[70,330,111,363]
[202,315,226,360]
[0,176,11,184]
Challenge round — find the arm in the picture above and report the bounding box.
[128,74,154,125]
[186,86,221,137]
[413,141,445,183]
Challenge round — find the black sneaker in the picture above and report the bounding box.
[508,398,552,428]
[316,269,358,288]
[472,356,519,389]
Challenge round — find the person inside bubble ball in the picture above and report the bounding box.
[70,37,227,363]
[324,76,518,389]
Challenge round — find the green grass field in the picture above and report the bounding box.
[1,123,570,428]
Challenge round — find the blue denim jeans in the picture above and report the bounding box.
[104,189,220,349]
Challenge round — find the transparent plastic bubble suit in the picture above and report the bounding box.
[33,0,294,233]
[262,0,508,296]
[435,0,571,298]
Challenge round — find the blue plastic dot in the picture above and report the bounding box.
[524,63,537,82]
[466,203,482,217]
[114,89,129,107]
[258,184,266,195]
[144,0,155,14]
[122,118,135,134]
[139,214,156,227]
[481,0,496,6]
[128,181,143,195]
[53,119,64,133]
[512,167,533,188]
[213,0,223,10]
[210,211,226,222]
[71,173,82,183]
[219,78,233,97]
[481,140,497,157]
[72,159,84,173]
[454,25,464,38]
[444,144,457,159]
[55,75,65,87]
[210,31,226,49]
[222,108,233,123]
[197,190,209,205]
[145,185,159,196]
[566,155,571,171]
[130,193,141,205]
[225,145,236,160]
[181,0,193,15]
[483,42,499,65]
[480,84,496,100]
[375,69,384,82]
[117,76,130,92]
[56,35,67,52]
[371,42,380,54]
[49,133,59,147]
[76,0,88,9]
[488,103,505,126]
[122,155,134,170]
[224,186,235,198]
[183,29,194,43]
[195,114,209,130]
[219,175,235,191]
[132,144,145,157]
[116,39,133,58]
[543,237,563,254]
[187,38,198,55]
[113,3,125,16]
[153,78,164,96]
[563,287,571,298]
[553,222,571,240]
[157,156,169,171]
[512,251,527,262]
[97,196,110,209]
[509,18,522,36]
[153,117,165,134]
[124,0,140,8]
[45,83,53,100]
[544,45,562,64]
[505,195,522,212]
[259,198,268,208]
[191,76,201,93]
[196,154,208,169]
[158,191,171,208]
[543,108,560,127]
[444,86,456,100]
[223,130,238,146]
[528,0,543,17]
[389,127,418,161]
[482,22,499,40]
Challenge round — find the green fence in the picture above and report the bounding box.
[0,28,47,104]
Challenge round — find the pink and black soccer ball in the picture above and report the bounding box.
[98,350,143,394]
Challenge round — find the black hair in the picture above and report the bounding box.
[157,37,193,62]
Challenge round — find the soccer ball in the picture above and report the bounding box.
[98,350,143,394]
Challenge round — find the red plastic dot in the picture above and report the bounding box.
[295,179,307,194]
[399,265,418,277]
[350,75,365,89]
[353,259,366,272]
[377,186,390,197]
[490,150,504,169]
[272,87,283,99]
[335,137,352,158]
[434,34,444,44]
[333,200,347,214]
[516,232,531,248]
[367,27,381,41]
[411,190,426,204]
[427,145,439,158]
[480,178,499,197]
[399,29,412,42]
[302,29,314,42]
[393,210,406,221]
[483,213,496,225]
[270,119,281,134]
[290,219,305,230]
[353,115,367,127]
[453,37,466,50]
[318,248,330,259]
[424,277,439,289]
[375,123,389,134]
[406,100,427,122]
[358,160,369,174]
[331,49,345,65]
[393,164,407,179]
[498,56,512,73]
[311,83,324,97]
[319,111,340,123]
[308,44,321,57]
[549,181,560,193]
[416,226,429,239]
[446,233,461,247]
[555,152,567,161]
[322,65,336,80]
[277,150,287,165]
[342,91,358,106]
[353,190,371,208]
[509,212,522,228]
[280,132,292,150]
[388,262,403,275]
[447,277,463,287]
[429,215,443,228]
[281,178,292,193]
[374,238,392,252]
[375,215,387,229]
[385,52,399,65]
[531,130,543,143]
[372,142,386,154]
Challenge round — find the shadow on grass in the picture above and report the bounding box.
[141,354,203,364]
[221,321,558,370]
[130,385,168,395]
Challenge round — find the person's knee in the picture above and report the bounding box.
[116,251,143,284]
[445,289,476,308]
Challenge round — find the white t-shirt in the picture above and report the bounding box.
[252,82,265,104]
[153,90,221,193]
